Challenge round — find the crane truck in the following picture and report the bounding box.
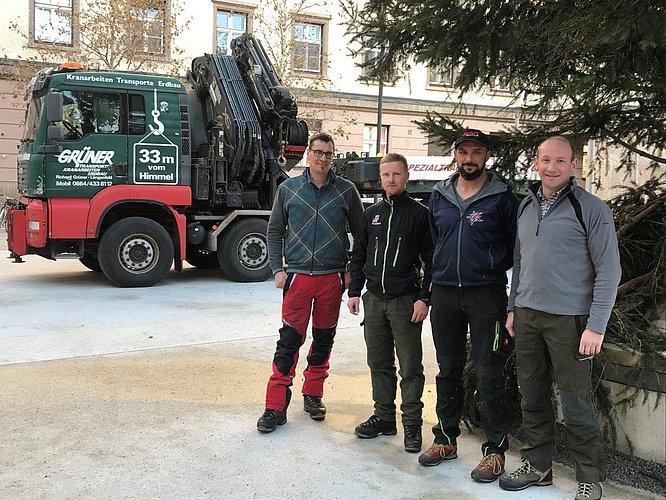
[4,34,310,287]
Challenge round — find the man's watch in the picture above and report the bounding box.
[419,298,431,307]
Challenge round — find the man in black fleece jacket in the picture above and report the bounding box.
[348,152,433,453]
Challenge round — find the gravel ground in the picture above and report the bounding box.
[552,423,666,496]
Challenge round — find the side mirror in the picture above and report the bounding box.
[38,125,64,152]
[46,92,63,123]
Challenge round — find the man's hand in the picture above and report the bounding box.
[579,328,604,357]
[274,270,288,289]
[348,297,360,315]
[344,271,351,289]
[506,311,515,337]
[411,300,429,323]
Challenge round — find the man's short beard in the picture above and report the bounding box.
[458,163,485,181]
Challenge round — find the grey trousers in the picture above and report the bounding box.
[362,291,425,426]
[514,307,605,482]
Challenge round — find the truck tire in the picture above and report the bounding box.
[186,245,220,269]
[218,218,271,282]
[98,217,174,287]
[80,252,102,272]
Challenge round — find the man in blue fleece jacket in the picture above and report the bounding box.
[500,136,621,500]
[422,129,519,484]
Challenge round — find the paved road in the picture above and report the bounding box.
[0,233,658,499]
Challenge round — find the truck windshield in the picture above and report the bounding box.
[21,96,44,142]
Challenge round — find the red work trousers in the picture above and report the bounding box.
[265,273,344,411]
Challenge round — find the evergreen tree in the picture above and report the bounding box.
[344,0,666,437]
[342,0,666,172]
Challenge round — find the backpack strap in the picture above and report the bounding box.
[566,191,587,237]
[518,197,533,219]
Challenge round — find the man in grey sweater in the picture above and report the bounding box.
[499,136,621,500]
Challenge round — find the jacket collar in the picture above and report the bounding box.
[382,188,410,206]
[303,168,335,188]
[528,176,576,198]
[433,169,511,202]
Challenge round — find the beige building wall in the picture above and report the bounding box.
[0,79,24,198]
[2,0,647,200]
[298,88,522,158]
[587,143,665,200]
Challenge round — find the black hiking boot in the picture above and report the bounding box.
[354,415,397,438]
[303,395,327,421]
[257,387,291,433]
[256,408,286,433]
[403,424,423,453]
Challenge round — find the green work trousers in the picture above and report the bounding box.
[514,307,605,483]
[362,290,425,426]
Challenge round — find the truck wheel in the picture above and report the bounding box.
[218,218,271,282]
[186,245,220,269]
[98,217,173,287]
[80,252,102,272]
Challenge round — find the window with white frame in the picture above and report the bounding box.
[490,75,512,92]
[489,51,512,92]
[130,2,166,55]
[363,125,389,155]
[361,46,381,79]
[216,10,247,55]
[360,41,396,83]
[293,21,323,73]
[33,0,73,45]
[428,61,455,88]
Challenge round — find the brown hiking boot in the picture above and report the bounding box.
[471,452,505,483]
[418,442,458,466]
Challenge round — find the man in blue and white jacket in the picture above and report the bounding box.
[421,129,519,484]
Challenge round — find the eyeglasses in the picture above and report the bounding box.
[311,149,334,159]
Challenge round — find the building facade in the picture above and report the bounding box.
[0,0,527,199]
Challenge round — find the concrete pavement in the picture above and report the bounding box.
[0,238,659,499]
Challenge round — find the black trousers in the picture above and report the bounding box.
[429,284,510,455]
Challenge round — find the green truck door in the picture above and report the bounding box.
[45,89,127,198]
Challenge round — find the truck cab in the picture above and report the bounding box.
[6,35,308,287]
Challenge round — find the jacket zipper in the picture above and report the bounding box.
[373,237,379,266]
[534,189,569,237]
[392,237,402,267]
[488,244,495,271]
[381,202,394,293]
[456,211,464,287]
[436,179,510,287]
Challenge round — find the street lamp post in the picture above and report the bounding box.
[376,81,383,155]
